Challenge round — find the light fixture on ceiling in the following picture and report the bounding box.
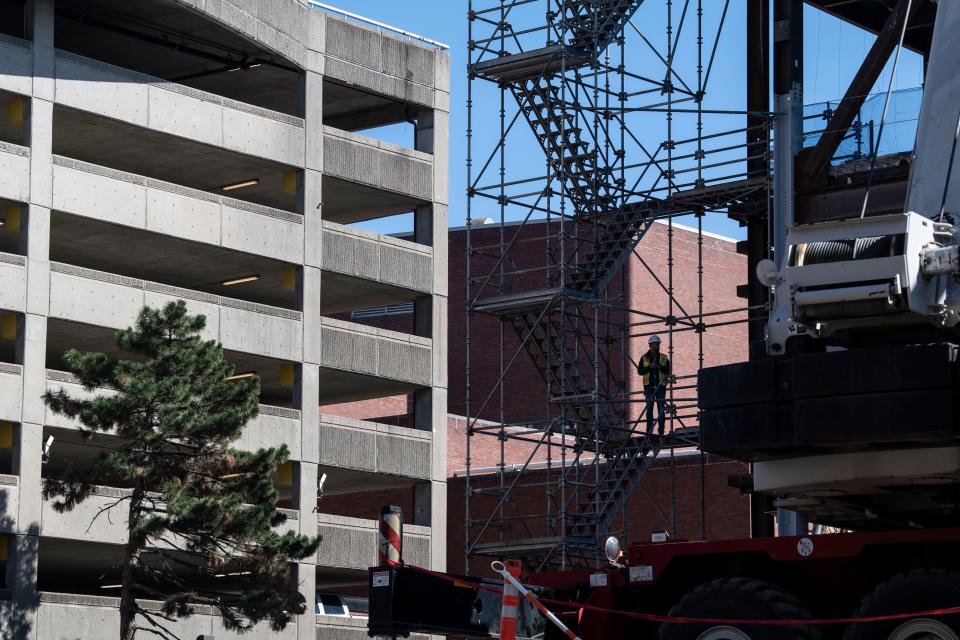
[221,274,260,287]
[99,584,122,589]
[221,178,260,191]
[41,435,54,464]
[224,371,256,382]
[228,63,263,72]
[318,472,327,498]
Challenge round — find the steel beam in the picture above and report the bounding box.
[800,0,915,183]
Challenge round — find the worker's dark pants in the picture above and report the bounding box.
[644,386,666,435]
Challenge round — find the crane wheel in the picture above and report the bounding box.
[844,570,960,640]
[657,577,823,640]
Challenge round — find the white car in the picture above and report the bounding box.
[315,593,350,617]
[315,593,369,618]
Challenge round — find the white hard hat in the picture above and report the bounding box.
[648,335,661,344]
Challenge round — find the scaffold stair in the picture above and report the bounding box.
[468,0,665,569]
[561,0,645,53]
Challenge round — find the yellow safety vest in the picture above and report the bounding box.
[640,353,669,387]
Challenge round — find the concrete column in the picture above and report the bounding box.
[295,561,316,640]
[431,111,450,208]
[28,0,54,202]
[19,211,50,482]
[298,363,320,465]
[15,317,45,592]
[428,387,447,572]
[303,72,323,175]
[299,266,323,365]
[414,110,435,154]
[298,64,323,640]
[303,169,323,267]
[301,69,324,271]
[430,294,448,392]
[297,461,318,539]
[12,421,41,640]
[292,361,319,640]
[418,85,450,576]
[291,459,319,640]
[19,205,48,318]
[430,475,448,572]
[4,528,39,640]
[8,3,54,635]
[15,420,41,531]
[431,205,449,298]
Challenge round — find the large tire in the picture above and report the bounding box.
[844,570,960,640]
[658,577,824,640]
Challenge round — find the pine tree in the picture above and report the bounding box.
[43,301,320,640]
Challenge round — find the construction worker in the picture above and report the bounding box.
[638,335,671,435]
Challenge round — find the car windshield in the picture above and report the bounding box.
[319,594,346,616]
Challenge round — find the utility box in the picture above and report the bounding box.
[368,564,544,638]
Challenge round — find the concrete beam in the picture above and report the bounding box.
[0,365,22,422]
[173,0,310,70]
[0,475,19,535]
[44,371,299,446]
[0,253,26,312]
[322,14,440,111]
[51,157,305,271]
[53,50,306,167]
[233,405,303,460]
[0,35,33,97]
[323,126,433,203]
[46,262,304,361]
[320,220,432,312]
[34,592,300,639]
[317,317,431,403]
[0,143,30,203]
[317,414,431,481]
[40,484,301,545]
[53,106,299,212]
[314,512,430,570]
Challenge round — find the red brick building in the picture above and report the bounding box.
[322,219,752,574]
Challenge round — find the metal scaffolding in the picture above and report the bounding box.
[464,0,772,572]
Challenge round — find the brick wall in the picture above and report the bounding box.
[326,221,753,578]
[326,220,747,430]
[317,486,419,522]
[446,453,751,575]
[320,395,412,423]
[448,222,557,422]
[452,220,747,426]
[627,222,748,425]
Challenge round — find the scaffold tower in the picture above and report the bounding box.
[465,0,772,572]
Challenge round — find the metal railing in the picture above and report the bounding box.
[306,1,450,50]
[802,86,922,165]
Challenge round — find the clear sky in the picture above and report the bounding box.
[316,1,925,240]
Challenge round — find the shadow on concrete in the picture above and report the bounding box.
[0,489,39,640]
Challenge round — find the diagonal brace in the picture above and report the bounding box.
[800,0,916,181]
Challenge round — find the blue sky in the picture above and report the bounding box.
[317,1,925,239]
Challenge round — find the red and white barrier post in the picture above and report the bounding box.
[378,505,403,564]
[498,559,522,640]
[492,560,583,640]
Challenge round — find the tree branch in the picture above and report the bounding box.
[85,495,131,533]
